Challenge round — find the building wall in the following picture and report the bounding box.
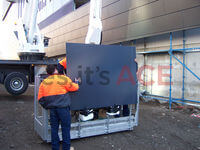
[41,0,200,57]
[40,0,200,102]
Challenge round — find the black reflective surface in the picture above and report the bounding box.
[66,43,137,110]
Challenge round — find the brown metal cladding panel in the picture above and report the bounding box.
[103,11,184,44]
[45,0,161,40]
[102,0,131,20]
[102,0,119,7]
[58,35,65,44]
[61,24,71,35]
[60,34,68,44]
[53,30,59,38]
[150,12,184,34]
[65,27,84,41]
[102,0,200,44]
[68,20,80,32]
[67,17,88,32]
[183,6,200,28]
[68,26,88,41]
[48,43,65,56]
[103,0,164,31]
[44,0,200,57]
[46,14,89,40]
[51,37,58,45]
[56,27,66,37]
[127,20,153,38]
[102,0,128,20]
[102,25,126,43]
[80,26,88,37]
[70,29,82,41]
[163,0,200,14]
[54,36,60,45]
[68,37,85,43]
[46,29,88,57]
[127,0,164,24]
[102,0,158,20]
[47,39,86,57]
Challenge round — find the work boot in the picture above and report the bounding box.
[70,146,74,150]
[106,105,121,116]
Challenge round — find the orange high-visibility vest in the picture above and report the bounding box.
[38,74,79,109]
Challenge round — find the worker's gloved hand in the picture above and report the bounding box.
[75,77,81,84]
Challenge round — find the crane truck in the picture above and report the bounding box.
[0,0,102,96]
[0,0,56,95]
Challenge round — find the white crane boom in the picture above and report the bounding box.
[85,0,102,45]
[17,0,45,60]
[2,0,45,60]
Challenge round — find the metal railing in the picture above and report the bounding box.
[34,73,139,142]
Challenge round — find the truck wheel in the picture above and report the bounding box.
[4,72,28,95]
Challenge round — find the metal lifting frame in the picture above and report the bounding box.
[139,32,200,108]
[34,67,139,142]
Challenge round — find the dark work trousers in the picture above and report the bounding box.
[123,105,129,116]
[50,107,71,150]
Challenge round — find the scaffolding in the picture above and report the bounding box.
[138,31,200,108]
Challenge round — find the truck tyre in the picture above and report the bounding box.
[4,72,28,95]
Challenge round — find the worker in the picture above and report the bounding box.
[38,64,79,150]
[122,58,138,116]
[57,57,67,74]
[123,58,138,116]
